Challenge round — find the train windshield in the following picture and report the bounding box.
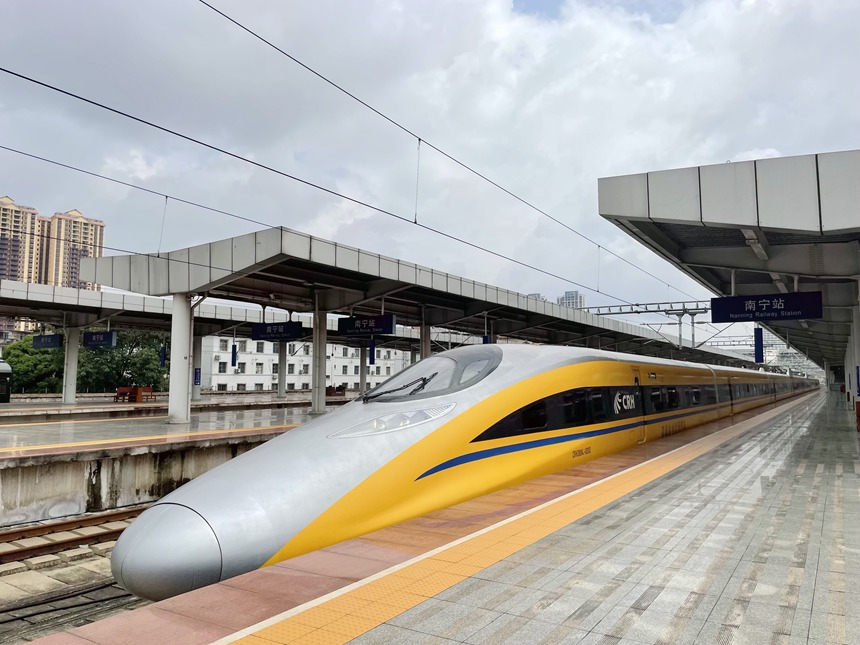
[363,345,503,403]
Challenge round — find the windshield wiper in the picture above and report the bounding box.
[363,372,438,403]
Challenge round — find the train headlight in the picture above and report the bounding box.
[329,403,456,438]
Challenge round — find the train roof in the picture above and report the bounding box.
[486,344,804,379]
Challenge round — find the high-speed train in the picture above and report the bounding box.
[111,344,818,600]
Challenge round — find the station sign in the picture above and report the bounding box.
[337,314,396,336]
[33,334,63,350]
[83,331,118,348]
[250,322,304,341]
[710,291,823,323]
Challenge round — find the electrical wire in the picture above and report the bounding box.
[0,67,710,334]
[0,144,602,300]
[196,0,709,305]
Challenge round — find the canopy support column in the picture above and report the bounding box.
[168,293,192,424]
[311,306,327,414]
[62,328,80,405]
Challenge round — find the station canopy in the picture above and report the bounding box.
[81,228,757,366]
[599,149,860,368]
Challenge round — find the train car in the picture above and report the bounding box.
[111,344,818,600]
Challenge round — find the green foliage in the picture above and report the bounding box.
[2,335,65,394]
[78,331,168,392]
[2,331,168,394]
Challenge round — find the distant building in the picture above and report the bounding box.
[527,293,548,301]
[44,209,106,289]
[556,290,586,309]
[0,196,106,342]
[0,196,47,284]
[201,337,409,393]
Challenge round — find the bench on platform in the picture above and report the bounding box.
[114,386,156,402]
[136,386,156,401]
[113,387,134,402]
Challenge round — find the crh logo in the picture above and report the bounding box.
[614,392,635,414]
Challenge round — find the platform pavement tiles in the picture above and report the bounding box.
[217,395,820,645]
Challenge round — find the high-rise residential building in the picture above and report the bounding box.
[0,196,49,284]
[0,196,105,342]
[556,290,586,309]
[44,209,106,289]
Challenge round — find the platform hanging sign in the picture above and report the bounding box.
[250,322,304,341]
[754,327,764,363]
[83,331,118,348]
[32,334,63,349]
[337,314,396,336]
[710,291,823,323]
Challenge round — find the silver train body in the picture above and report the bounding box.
[112,344,817,600]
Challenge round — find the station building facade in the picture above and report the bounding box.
[199,335,410,393]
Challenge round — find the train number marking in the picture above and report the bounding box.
[572,446,592,458]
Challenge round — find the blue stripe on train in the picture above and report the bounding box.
[415,398,758,480]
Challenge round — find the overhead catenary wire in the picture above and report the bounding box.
[0,143,599,299]
[0,144,711,338]
[196,0,707,304]
[0,147,719,344]
[0,70,710,335]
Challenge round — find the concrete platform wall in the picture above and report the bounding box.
[0,437,272,526]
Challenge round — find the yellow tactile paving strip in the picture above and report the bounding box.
[221,395,815,645]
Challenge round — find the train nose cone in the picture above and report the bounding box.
[112,503,222,601]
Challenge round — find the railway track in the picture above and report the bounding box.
[0,579,148,643]
[0,506,147,565]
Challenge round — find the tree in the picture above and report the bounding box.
[78,331,168,392]
[2,335,65,394]
[2,331,168,394]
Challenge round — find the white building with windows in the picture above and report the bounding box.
[556,290,587,309]
[200,336,410,393]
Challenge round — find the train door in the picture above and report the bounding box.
[631,368,646,443]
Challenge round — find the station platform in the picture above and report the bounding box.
[0,405,320,457]
[29,391,857,645]
[0,392,352,424]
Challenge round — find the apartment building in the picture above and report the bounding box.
[200,336,410,393]
[0,196,46,284]
[44,209,106,289]
[556,290,587,309]
[0,197,105,341]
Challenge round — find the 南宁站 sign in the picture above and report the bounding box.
[251,322,303,341]
[33,334,63,349]
[83,331,118,348]
[710,291,823,323]
[337,314,396,336]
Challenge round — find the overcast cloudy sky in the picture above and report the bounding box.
[0,0,857,341]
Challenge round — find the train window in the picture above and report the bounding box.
[364,345,502,402]
[701,385,717,405]
[472,399,547,442]
[459,359,489,384]
[690,387,700,406]
[666,387,679,409]
[562,391,589,425]
[649,387,664,413]
[590,392,607,422]
[521,402,547,432]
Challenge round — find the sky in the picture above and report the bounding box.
[0,0,857,345]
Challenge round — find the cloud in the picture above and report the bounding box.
[0,0,857,328]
